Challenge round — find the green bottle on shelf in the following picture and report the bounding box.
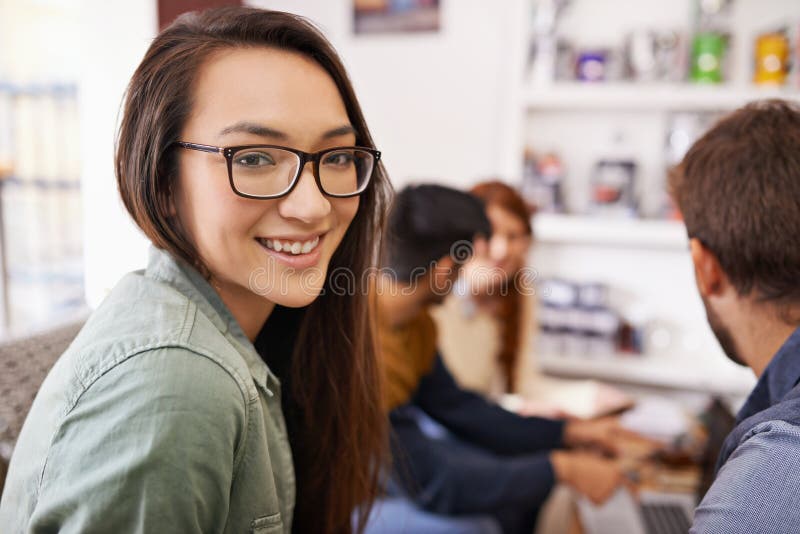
[691,32,726,83]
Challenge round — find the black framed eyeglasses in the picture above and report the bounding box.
[174,141,381,199]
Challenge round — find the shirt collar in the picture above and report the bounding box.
[737,326,800,421]
[452,276,477,318]
[144,245,277,394]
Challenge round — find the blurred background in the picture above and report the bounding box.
[1,0,799,401]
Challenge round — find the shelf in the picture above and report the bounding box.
[1,176,81,190]
[539,353,755,396]
[0,82,78,97]
[533,213,688,249]
[523,82,800,111]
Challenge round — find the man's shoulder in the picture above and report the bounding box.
[691,419,800,533]
[737,418,800,454]
[715,416,800,471]
[733,388,800,451]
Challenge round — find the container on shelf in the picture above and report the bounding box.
[520,149,565,213]
[589,159,638,218]
[754,32,790,86]
[690,32,727,83]
[624,29,686,82]
[576,50,608,82]
[538,278,635,358]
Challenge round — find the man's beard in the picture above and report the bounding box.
[703,297,746,367]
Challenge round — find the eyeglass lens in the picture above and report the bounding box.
[231,147,374,197]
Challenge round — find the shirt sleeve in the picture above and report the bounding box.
[690,419,800,534]
[28,347,247,533]
[390,407,555,515]
[412,354,565,455]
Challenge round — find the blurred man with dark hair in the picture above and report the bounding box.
[669,100,800,532]
[367,184,633,534]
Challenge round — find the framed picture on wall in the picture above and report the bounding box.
[353,0,440,35]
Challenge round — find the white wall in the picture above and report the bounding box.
[0,0,81,82]
[78,0,157,306]
[251,0,519,189]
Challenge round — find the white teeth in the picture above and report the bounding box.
[261,236,320,255]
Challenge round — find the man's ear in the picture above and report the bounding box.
[436,256,455,272]
[472,236,489,259]
[689,238,726,298]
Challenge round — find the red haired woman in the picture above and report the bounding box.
[433,180,538,399]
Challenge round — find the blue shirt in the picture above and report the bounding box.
[691,327,800,533]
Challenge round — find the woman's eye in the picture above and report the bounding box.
[234,152,275,167]
[323,152,354,167]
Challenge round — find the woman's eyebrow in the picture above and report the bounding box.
[218,122,356,142]
[322,125,357,139]
[218,121,288,140]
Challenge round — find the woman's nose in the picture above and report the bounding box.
[490,236,509,262]
[277,163,331,223]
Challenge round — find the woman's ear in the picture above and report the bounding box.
[689,238,726,298]
[166,179,178,217]
[161,151,180,217]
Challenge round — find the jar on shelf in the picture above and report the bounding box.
[690,32,727,83]
[753,32,790,86]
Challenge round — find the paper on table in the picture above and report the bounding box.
[501,377,634,420]
[575,487,645,534]
[619,395,690,442]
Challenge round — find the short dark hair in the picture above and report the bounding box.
[384,184,492,281]
[669,99,800,309]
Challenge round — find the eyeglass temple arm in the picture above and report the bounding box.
[175,141,223,154]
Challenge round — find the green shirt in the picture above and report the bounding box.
[0,246,294,533]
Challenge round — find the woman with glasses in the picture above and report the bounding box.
[0,7,390,533]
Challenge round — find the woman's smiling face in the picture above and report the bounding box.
[174,47,360,318]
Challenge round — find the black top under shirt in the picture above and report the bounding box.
[253,305,306,519]
[254,305,305,391]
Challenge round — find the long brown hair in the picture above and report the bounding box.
[116,8,390,532]
[470,181,533,392]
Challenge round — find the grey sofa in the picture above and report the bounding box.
[0,319,85,495]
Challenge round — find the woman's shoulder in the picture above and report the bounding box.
[63,272,256,405]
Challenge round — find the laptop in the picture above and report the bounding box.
[575,397,736,534]
[577,488,694,534]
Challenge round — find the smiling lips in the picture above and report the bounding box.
[258,236,320,255]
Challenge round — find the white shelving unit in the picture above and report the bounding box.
[523,83,800,111]
[534,213,688,249]
[500,0,800,397]
[539,353,756,396]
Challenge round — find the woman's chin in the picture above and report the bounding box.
[268,291,321,308]
[246,260,330,307]
[256,278,326,308]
